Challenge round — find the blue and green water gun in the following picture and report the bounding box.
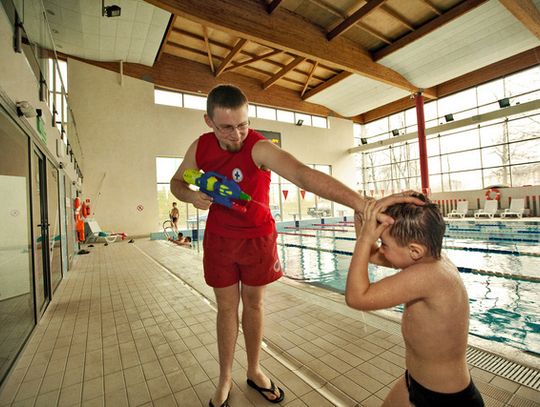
[183,169,251,213]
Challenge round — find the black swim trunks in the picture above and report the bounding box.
[405,370,484,407]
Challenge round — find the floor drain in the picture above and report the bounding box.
[467,347,540,390]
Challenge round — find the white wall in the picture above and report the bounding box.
[68,59,358,235]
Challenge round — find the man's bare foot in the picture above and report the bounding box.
[209,382,231,407]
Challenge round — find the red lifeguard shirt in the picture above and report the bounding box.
[195,129,274,238]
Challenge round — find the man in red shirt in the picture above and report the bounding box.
[171,85,421,407]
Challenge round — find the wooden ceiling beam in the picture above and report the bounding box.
[225,49,282,73]
[166,35,330,84]
[302,71,353,100]
[168,26,340,78]
[310,0,391,44]
[145,0,421,95]
[263,55,306,89]
[327,0,386,41]
[166,42,306,86]
[357,46,540,123]
[373,0,488,61]
[301,61,319,97]
[215,38,247,77]
[202,25,215,73]
[498,0,540,40]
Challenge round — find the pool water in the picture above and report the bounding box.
[277,230,540,356]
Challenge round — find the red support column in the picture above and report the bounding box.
[415,93,429,195]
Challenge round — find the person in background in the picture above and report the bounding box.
[170,84,423,407]
[169,202,179,232]
[346,193,484,407]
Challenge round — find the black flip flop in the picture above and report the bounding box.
[247,378,284,404]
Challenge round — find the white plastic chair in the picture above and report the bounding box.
[474,200,498,219]
[501,198,525,219]
[448,201,469,218]
[85,219,125,243]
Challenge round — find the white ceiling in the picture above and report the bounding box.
[305,0,540,116]
[40,0,170,66]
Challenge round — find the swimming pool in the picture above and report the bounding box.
[276,223,540,356]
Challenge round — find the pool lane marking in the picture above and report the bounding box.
[278,241,540,282]
[284,226,349,232]
[278,231,540,257]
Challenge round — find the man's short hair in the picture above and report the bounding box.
[384,193,445,259]
[206,84,248,118]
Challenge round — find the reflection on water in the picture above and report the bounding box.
[278,234,540,355]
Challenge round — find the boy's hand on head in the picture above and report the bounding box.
[355,200,389,244]
[373,190,424,224]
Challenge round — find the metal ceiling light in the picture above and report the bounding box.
[360,137,368,145]
[498,98,510,108]
[102,0,121,17]
[444,114,454,122]
[391,129,399,137]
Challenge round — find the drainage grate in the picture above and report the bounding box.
[467,347,540,390]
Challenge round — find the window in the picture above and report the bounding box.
[312,116,328,128]
[256,106,276,120]
[295,113,311,127]
[183,94,206,110]
[48,59,68,140]
[155,89,182,107]
[276,109,294,123]
[356,66,540,193]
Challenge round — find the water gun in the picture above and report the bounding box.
[183,169,251,213]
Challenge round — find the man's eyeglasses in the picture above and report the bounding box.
[212,120,250,135]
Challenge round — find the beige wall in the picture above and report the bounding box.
[68,59,357,235]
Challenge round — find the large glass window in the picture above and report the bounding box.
[358,66,540,193]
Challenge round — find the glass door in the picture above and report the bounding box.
[47,161,62,291]
[31,149,50,317]
[0,108,35,385]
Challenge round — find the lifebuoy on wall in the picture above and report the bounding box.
[485,188,501,201]
[82,198,91,218]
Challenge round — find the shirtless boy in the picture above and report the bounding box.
[346,194,484,406]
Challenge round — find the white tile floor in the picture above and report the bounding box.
[0,240,538,406]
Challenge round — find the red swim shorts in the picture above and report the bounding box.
[202,231,282,288]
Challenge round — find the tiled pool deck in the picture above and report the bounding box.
[0,240,538,406]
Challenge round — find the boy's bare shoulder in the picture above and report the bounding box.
[403,258,459,289]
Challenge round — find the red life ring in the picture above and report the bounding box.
[485,188,500,201]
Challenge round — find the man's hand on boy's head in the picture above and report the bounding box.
[373,190,425,224]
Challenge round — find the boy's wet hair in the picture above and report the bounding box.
[206,84,248,118]
[384,193,445,259]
